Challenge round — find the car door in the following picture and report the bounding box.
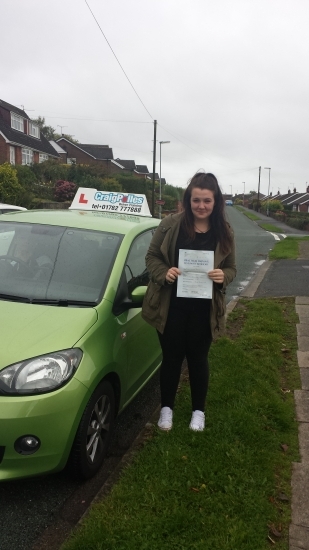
[114,230,161,404]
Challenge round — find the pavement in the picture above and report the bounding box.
[236,212,309,550]
[241,206,309,237]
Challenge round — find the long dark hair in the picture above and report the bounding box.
[182,172,233,254]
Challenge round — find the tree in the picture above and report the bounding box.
[31,116,57,141]
[32,116,79,143]
[164,184,182,200]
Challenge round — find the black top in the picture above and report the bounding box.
[170,224,216,312]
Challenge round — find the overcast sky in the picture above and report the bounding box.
[2,0,309,196]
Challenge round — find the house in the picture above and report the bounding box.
[115,158,136,171]
[135,165,149,175]
[49,140,68,163]
[55,138,114,167]
[115,159,151,179]
[147,173,160,181]
[0,100,59,165]
[55,139,140,177]
[54,140,153,181]
[262,187,309,213]
[281,187,309,212]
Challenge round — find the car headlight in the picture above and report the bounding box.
[0,349,83,395]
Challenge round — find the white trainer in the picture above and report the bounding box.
[158,407,173,431]
[189,410,205,431]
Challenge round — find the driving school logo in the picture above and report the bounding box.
[94,192,144,205]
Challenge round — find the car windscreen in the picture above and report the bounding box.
[0,222,122,304]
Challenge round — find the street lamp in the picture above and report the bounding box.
[159,141,170,219]
[264,167,271,216]
[242,182,245,206]
[229,185,232,198]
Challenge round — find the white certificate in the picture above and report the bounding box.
[177,249,214,299]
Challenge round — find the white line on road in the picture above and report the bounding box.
[269,232,280,241]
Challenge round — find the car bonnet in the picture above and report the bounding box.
[0,301,98,370]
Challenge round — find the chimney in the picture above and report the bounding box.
[293,187,296,193]
[270,192,272,197]
[288,189,290,194]
[307,185,309,193]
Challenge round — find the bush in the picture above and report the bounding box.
[261,199,283,213]
[100,177,122,192]
[114,174,149,195]
[30,159,69,183]
[285,217,308,230]
[162,193,178,211]
[0,163,25,205]
[15,165,38,189]
[54,180,77,202]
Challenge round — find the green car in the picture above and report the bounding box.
[0,190,162,481]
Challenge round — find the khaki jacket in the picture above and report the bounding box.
[141,212,236,339]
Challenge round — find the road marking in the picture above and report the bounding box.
[269,232,280,241]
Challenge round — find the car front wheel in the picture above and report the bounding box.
[69,380,115,480]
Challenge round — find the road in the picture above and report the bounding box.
[225,206,276,303]
[0,208,278,550]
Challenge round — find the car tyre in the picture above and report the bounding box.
[69,380,115,480]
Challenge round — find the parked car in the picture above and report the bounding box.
[0,203,27,214]
[225,200,233,206]
[0,189,161,481]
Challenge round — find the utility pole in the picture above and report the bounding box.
[264,167,271,216]
[151,120,157,217]
[159,141,170,219]
[242,182,245,206]
[257,166,261,211]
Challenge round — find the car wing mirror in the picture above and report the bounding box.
[131,286,148,303]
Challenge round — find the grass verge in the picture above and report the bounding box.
[259,223,284,233]
[61,298,300,550]
[269,236,309,260]
[242,211,261,221]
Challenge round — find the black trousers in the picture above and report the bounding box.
[157,305,212,412]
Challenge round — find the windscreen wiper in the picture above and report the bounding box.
[0,293,31,303]
[30,298,97,307]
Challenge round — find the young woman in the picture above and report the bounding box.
[142,172,236,431]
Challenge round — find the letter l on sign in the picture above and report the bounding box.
[79,193,88,204]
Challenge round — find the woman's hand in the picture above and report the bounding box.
[208,269,224,284]
[165,267,181,284]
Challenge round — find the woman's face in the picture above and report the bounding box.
[190,187,215,222]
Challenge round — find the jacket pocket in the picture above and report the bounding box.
[144,282,161,309]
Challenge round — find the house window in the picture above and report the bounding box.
[22,148,34,165]
[39,153,49,163]
[10,146,15,165]
[29,122,40,139]
[67,158,76,164]
[11,113,24,132]
[292,205,297,212]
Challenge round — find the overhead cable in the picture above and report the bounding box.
[84,0,153,121]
